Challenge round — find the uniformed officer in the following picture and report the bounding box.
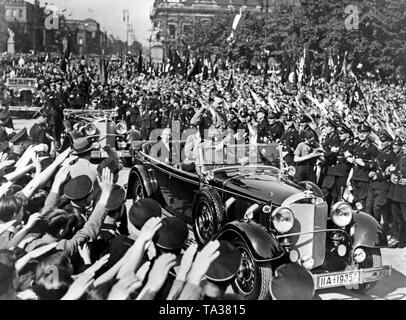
[256,108,270,144]
[281,115,299,167]
[322,122,354,207]
[387,137,406,247]
[347,124,378,210]
[319,117,341,190]
[365,130,398,234]
[268,111,285,143]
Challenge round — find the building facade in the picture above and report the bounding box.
[0,2,7,52]
[150,0,265,42]
[63,18,106,55]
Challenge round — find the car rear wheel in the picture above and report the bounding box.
[193,188,225,245]
[232,239,272,300]
[351,248,382,293]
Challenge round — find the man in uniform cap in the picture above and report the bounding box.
[62,175,94,217]
[256,107,270,144]
[201,240,242,300]
[365,129,398,241]
[154,217,188,255]
[321,122,354,207]
[190,95,226,142]
[90,185,127,262]
[319,117,342,195]
[387,137,406,246]
[348,124,378,210]
[281,115,300,166]
[105,199,163,268]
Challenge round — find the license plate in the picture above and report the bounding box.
[317,271,360,289]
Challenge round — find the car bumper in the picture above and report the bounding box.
[91,150,132,158]
[313,265,392,290]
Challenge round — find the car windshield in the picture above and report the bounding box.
[198,143,282,171]
[7,78,37,87]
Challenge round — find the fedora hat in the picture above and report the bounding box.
[72,137,93,155]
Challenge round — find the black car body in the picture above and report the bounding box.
[126,140,391,300]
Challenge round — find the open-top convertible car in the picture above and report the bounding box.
[61,109,134,161]
[126,139,391,300]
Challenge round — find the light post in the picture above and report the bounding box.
[123,9,130,52]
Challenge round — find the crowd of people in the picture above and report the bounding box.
[0,51,406,300]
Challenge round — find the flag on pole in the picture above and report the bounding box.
[340,51,348,76]
[187,57,202,81]
[226,70,235,92]
[321,51,329,81]
[227,7,242,44]
[297,48,306,84]
[137,50,143,73]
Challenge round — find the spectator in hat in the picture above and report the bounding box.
[90,185,127,262]
[103,199,163,269]
[62,175,94,217]
[69,137,98,183]
[174,240,238,300]
[199,240,242,300]
[25,167,115,257]
[141,216,188,300]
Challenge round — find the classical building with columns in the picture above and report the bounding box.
[150,0,264,42]
[149,0,300,59]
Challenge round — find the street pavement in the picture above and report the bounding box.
[14,118,406,300]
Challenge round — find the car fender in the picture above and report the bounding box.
[126,165,156,199]
[215,220,285,262]
[351,211,388,249]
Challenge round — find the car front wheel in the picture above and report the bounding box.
[232,239,273,300]
[193,188,225,245]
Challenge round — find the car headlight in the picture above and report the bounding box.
[331,201,353,227]
[271,207,294,234]
[84,124,97,136]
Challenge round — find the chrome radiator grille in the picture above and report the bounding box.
[288,202,328,268]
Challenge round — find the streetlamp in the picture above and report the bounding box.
[123,9,130,52]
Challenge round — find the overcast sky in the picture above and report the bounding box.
[34,0,155,45]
